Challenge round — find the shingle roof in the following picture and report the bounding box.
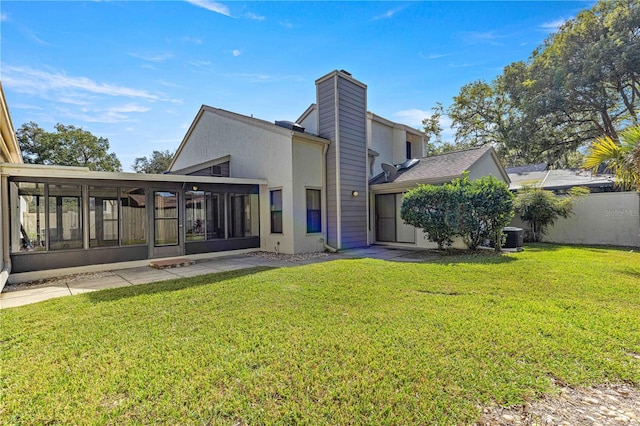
[508,169,616,191]
[505,162,548,174]
[369,145,494,186]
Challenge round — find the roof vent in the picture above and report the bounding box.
[381,163,397,182]
[275,120,305,133]
[339,69,352,76]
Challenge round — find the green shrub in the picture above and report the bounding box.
[515,186,589,242]
[401,174,515,251]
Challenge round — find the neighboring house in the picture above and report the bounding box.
[507,164,639,248]
[170,70,510,253]
[507,165,616,194]
[1,82,24,288]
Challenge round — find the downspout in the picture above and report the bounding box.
[321,142,338,253]
[1,173,11,291]
[320,238,338,253]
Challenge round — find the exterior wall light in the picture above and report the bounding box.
[352,191,359,197]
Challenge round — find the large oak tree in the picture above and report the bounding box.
[445,0,640,167]
[17,121,122,172]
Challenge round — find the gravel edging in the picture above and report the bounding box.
[2,271,117,293]
[477,383,640,425]
[244,251,332,262]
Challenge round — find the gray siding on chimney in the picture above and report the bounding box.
[317,77,339,247]
[336,77,367,249]
[317,71,368,249]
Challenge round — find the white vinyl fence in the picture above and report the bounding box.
[511,191,640,248]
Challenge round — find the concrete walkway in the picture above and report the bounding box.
[1,246,432,309]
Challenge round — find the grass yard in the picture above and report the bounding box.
[1,244,639,424]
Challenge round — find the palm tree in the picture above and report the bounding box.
[583,126,640,191]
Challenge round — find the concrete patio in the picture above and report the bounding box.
[1,246,434,309]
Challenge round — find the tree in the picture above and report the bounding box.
[447,0,640,167]
[421,102,449,156]
[514,186,589,242]
[17,122,122,172]
[451,175,515,251]
[400,184,460,250]
[132,150,175,174]
[583,125,640,191]
[400,175,514,251]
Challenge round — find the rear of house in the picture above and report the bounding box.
[1,70,512,284]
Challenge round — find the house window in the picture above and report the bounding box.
[406,141,412,159]
[48,184,83,251]
[120,187,146,245]
[270,189,283,234]
[306,189,321,233]
[211,165,223,176]
[89,186,119,247]
[186,190,206,241]
[154,191,179,246]
[13,182,46,252]
[205,192,225,239]
[229,193,259,238]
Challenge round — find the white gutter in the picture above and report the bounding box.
[0,163,267,186]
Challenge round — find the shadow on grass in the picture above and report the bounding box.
[433,252,519,266]
[528,242,639,254]
[620,268,640,280]
[85,266,275,304]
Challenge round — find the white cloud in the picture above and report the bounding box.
[58,104,149,124]
[3,65,165,101]
[394,109,454,134]
[129,52,174,62]
[1,12,8,22]
[190,60,212,66]
[393,109,430,128]
[232,49,241,57]
[419,52,454,60]
[181,36,203,44]
[106,104,151,113]
[245,12,265,21]
[372,7,405,21]
[280,20,294,29]
[224,73,304,83]
[540,18,566,31]
[458,31,505,46]
[11,103,44,111]
[184,0,231,17]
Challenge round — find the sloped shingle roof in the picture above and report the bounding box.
[369,145,494,186]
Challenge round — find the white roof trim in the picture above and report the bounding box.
[0,163,267,185]
[367,111,425,137]
[315,70,368,90]
[170,155,231,175]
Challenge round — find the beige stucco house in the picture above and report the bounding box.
[0,70,510,285]
[169,70,510,253]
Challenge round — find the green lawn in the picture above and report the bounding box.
[2,244,639,424]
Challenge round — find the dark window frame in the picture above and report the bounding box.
[306,189,322,234]
[270,189,283,234]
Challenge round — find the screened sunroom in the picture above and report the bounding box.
[3,164,265,274]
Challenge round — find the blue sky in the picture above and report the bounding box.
[1,1,595,170]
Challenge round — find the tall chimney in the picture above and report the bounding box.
[316,70,368,249]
